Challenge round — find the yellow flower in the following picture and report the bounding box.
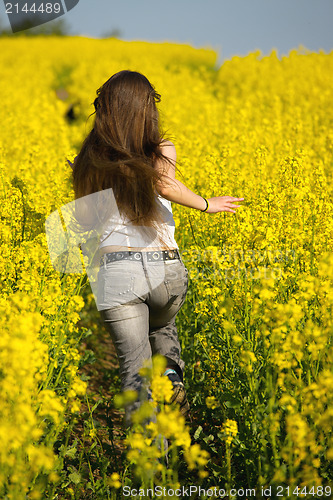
[232,334,243,345]
[206,396,219,409]
[183,443,210,469]
[221,419,238,445]
[151,374,173,404]
[107,472,122,489]
[114,389,138,408]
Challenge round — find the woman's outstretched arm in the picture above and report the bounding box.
[154,142,244,214]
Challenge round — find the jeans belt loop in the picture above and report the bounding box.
[103,254,107,270]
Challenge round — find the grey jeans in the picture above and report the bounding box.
[97,251,189,425]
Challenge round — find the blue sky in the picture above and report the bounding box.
[1,0,332,63]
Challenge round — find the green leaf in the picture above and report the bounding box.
[64,447,77,458]
[69,471,81,484]
[82,328,93,339]
[210,461,224,475]
[203,434,214,444]
[91,398,103,413]
[224,396,240,409]
[194,425,203,440]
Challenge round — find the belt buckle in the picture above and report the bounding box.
[152,251,160,261]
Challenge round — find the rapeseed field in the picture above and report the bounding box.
[0,36,332,498]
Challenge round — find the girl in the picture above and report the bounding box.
[70,70,244,426]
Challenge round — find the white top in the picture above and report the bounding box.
[98,193,179,250]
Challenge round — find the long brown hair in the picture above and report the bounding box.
[72,70,177,247]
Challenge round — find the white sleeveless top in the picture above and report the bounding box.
[98,193,179,250]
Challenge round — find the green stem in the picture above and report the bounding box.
[226,443,231,490]
[310,214,315,275]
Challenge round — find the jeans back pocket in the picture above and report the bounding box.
[101,267,136,308]
[164,260,188,306]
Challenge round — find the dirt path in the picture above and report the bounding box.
[72,315,127,474]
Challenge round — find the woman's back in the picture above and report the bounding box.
[98,191,179,253]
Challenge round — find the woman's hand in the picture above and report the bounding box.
[206,196,244,214]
